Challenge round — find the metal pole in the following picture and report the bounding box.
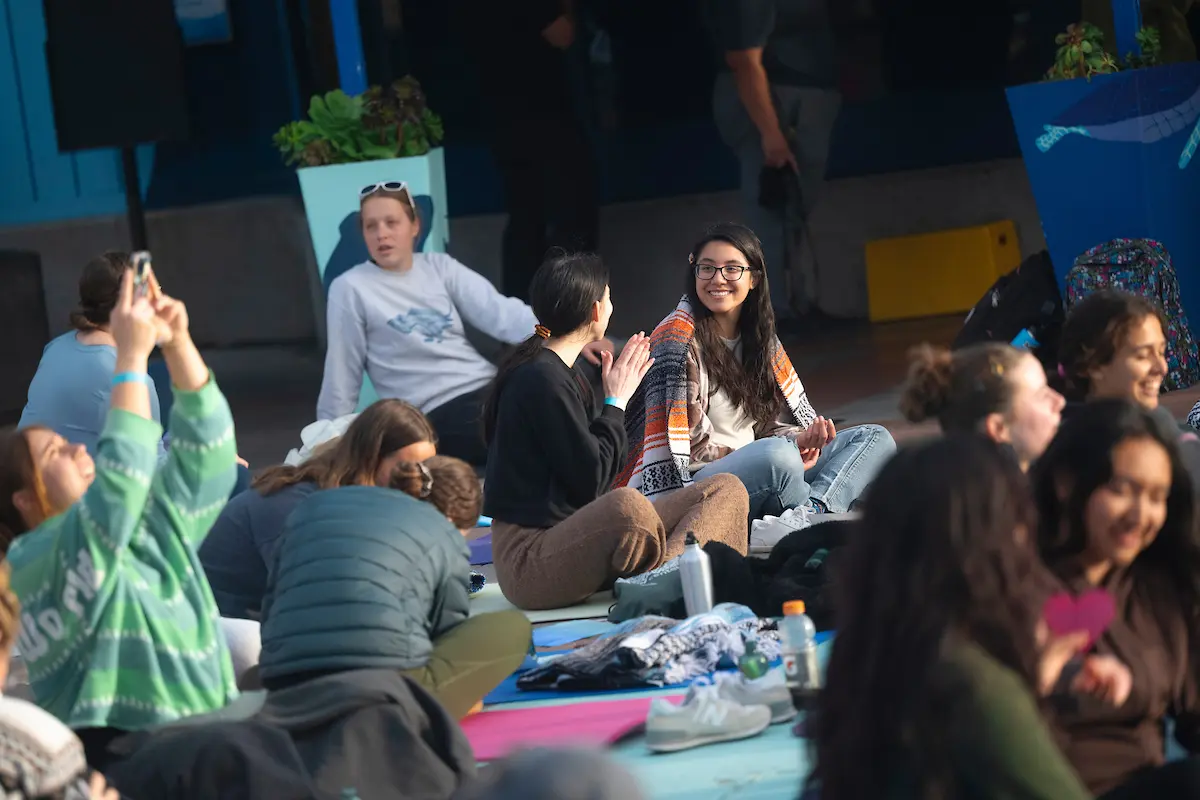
[121,146,148,251]
[1111,0,1143,61]
[329,0,368,95]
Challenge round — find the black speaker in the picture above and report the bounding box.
[43,0,190,152]
[0,251,51,424]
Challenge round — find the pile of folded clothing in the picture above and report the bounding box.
[517,604,779,692]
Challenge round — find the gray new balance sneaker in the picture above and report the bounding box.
[705,668,797,724]
[644,684,771,753]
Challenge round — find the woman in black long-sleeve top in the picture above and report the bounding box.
[481,252,749,611]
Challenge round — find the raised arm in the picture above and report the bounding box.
[711,0,796,171]
[316,280,368,420]
[8,269,165,634]
[436,255,538,344]
[143,279,237,548]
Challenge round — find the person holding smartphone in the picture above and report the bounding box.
[0,267,240,770]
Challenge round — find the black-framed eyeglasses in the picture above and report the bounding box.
[694,264,754,281]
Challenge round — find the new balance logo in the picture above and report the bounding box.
[694,700,729,728]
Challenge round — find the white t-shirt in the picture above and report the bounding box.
[707,336,756,451]
[316,254,538,419]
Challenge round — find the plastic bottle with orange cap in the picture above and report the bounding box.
[780,599,821,710]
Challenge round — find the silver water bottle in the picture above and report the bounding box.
[679,532,714,616]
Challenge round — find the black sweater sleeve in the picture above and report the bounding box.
[514,361,628,508]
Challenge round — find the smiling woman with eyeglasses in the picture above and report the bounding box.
[316,181,611,466]
[617,222,895,527]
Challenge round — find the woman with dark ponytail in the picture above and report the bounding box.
[258,454,530,719]
[19,252,166,459]
[482,251,749,611]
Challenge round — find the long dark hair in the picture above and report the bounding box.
[809,435,1043,800]
[252,399,435,495]
[482,251,609,444]
[1032,400,1200,615]
[1055,290,1165,401]
[686,223,780,424]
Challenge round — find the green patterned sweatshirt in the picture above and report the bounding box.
[8,374,239,730]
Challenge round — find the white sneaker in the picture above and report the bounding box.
[645,684,771,753]
[703,669,797,724]
[749,507,814,556]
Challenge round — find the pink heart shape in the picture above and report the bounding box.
[1043,589,1116,651]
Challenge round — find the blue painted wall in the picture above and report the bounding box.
[0,0,300,228]
[0,0,153,226]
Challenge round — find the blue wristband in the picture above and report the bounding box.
[112,371,149,386]
[604,397,621,407]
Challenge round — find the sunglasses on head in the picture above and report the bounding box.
[359,181,412,201]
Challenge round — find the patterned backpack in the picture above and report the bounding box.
[1064,238,1200,391]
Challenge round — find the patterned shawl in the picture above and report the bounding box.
[617,296,814,497]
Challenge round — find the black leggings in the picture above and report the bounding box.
[1099,757,1200,799]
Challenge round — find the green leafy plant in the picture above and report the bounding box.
[273,76,444,167]
[1127,26,1163,69]
[1044,22,1162,82]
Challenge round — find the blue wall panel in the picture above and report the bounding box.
[0,0,150,227]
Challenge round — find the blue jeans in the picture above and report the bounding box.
[804,424,896,513]
[695,437,810,521]
[695,425,896,519]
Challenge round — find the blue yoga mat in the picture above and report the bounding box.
[484,631,835,706]
[469,534,492,565]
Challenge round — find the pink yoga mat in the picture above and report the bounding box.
[461,695,684,761]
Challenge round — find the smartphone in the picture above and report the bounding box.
[131,251,152,298]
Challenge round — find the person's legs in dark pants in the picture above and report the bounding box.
[492,113,599,302]
[425,387,490,466]
[493,120,550,302]
[542,115,599,257]
[400,610,532,719]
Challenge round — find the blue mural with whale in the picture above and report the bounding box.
[1007,60,1200,321]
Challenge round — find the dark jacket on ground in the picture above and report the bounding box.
[107,670,476,800]
[1041,564,1200,795]
[483,349,626,528]
[258,486,472,682]
[199,482,319,620]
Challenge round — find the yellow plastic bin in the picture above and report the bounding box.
[865,221,1021,322]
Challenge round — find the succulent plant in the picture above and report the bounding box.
[1044,22,1161,82]
[273,76,445,167]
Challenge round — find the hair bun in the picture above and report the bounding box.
[899,344,955,423]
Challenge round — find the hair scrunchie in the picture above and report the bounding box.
[534,324,551,339]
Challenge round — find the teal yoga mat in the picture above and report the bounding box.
[611,716,811,798]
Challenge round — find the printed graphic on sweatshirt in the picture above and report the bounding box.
[17,548,99,663]
[387,307,454,343]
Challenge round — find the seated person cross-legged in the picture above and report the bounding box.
[257,456,530,720]
[620,223,895,523]
[316,181,610,465]
[482,252,749,612]
[200,398,437,622]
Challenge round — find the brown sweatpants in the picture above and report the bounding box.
[491,473,749,610]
